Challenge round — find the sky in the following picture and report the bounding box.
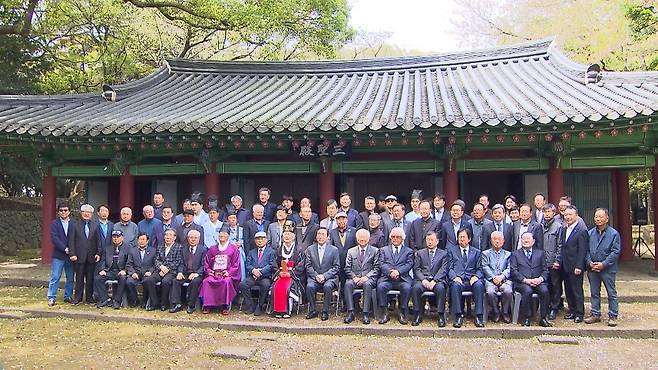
[348,0,464,53]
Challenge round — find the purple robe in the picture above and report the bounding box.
[199,243,241,307]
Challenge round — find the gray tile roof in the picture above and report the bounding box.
[0,39,657,138]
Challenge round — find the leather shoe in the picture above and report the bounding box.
[493,313,501,323]
[146,305,156,312]
[548,310,557,321]
[398,312,408,325]
[96,299,111,309]
[573,316,584,323]
[379,312,390,324]
[522,318,531,327]
[112,301,121,309]
[344,311,355,324]
[437,314,446,328]
[321,312,329,321]
[584,315,601,324]
[47,298,55,307]
[169,304,183,313]
[502,314,512,324]
[411,314,421,326]
[362,313,370,325]
[608,317,618,327]
[564,313,575,320]
[63,297,72,304]
[160,305,167,311]
[72,299,82,306]
[306,311,318,319]
[254,307,263,316]
[539,318,552,327]
[474,316,484,328]
[187,306,195,314]
[453,316,463,328]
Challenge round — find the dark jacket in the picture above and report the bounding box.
[126,245,157,278]
[510,248,549,284]
[68,219,100,263]
[98,243,129,273]
[246,246,276,280]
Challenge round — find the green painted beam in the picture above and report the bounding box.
[333,160,442,173]
[130,163,206,176]
[218,162,321,174]
[456,158,549,172]
[562,155,655,169]
[51,165,118,177]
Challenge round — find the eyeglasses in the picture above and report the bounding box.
[390,235,403,239]
[58,209,69,212]
[386,199,396,203]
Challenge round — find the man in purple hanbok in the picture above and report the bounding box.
[200,225,241,315]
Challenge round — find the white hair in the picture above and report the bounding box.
[231,195,243,202]
[389,226,406,240]
[143,205,154,212]
[490,230,504,240]
[187,230,201,238]
[80,204,94,213]
[120,207,132,215]
[355,229,370,239]
[252,204,264,212]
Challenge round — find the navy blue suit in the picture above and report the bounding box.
[559,223,588,318]
[50,218,74,261]
[510,247,550,320]
[376,244,414,313]
[240,246,276,311]
[447,245,485,317]
[96,221,114,250]
[440,219,472,250]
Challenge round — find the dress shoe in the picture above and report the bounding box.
[306,311,318,319]
[63,297,72,304]
[539,318,552,327]
[573,316,584,323]
[502,314,512,324]
[474,316,484,328]
[160,306,167,311]
[564,313,575,320]
[321,312,329,321]
[112,301,121,309]
[187,305,195,314]
[87,298,97,305]
[47,298,55,307]
[411,313,421,326]
[493,313,501,323]
[362,313,370,325]
[244,304,255,314]
[522,318,531,327]
[379,312,390,324]
[254,307,263,316]
[72,299,82,306]
[453,316,463,328]
[344,311,355,324]
[437,314,446,328]
[584,315,601,324]
[398,312,408,325]
[608,317,618,327]
[146,305,156,312]
[169,304,183,313]
[96,299,111,308]
[548,310,557,321]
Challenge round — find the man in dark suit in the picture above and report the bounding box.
[510,232,552,327]
[68,203,101,305]
[329,211,357,288]
[170,229,207,314]
[96,204,114,250]
[383,204,412,245]
[511,204,543,251]
[439,203,472,251]
[292,197,320,225]
[343,229,380,325]
[305,228,340,321]
[408,200,441,251]
[94,230,129,309]
[295,206,320,251]
[338,192,359,228]
[468,203,493,251]
[411,231,448,327]
[243,204,271,255]
[125,232,157,307]
[256,187,278,222]
[175,209,204,249]
[559,205,588,323]
[240,231,275,316]
[448,228,485,328]
[143,229,184,311]
[152,205,179,249]
[431,194,450,224]
[47,202,75,306]
[585,208,621,327]
[531,193,546,225]
[482,204,513,251]
[376,227,414,325]
[542,203,564,320]
[355,196,377,230]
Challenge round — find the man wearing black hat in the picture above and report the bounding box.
[240,231,275,315]
[175,209,205,248]
[94,230,129,309]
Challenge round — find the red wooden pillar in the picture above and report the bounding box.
[119,169,135,210]
[443,159,458,204]
[547,159,564,206]
[318,159,335,219]
[616,170,633,262]
[611,170,619,227]
[41,168,56,264]
[651,162,658,271]
[205,163,220,201]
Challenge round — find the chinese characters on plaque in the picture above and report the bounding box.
[290,139,351,158]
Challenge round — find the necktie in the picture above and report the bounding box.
[329,219,334,230]
[394,247,399,258]
[318,246,324,264]
[525,249,532,260]
[187,248,194,271]
[258,249,263,263]
[358,248,365,264]
[396,221,401,228]
[430,250,435,262]
[84,222,90,238]
[432,210,436,219]
[496,223,501,232]
[462,249,468,265]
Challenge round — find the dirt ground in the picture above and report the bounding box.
[0,317,656,369]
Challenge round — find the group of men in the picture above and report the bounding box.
[47,188,621,328]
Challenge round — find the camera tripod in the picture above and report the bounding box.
[633,224,655,258]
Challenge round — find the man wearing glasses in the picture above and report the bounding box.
[47,202,76,306]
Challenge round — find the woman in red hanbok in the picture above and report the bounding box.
[269,221,305,318]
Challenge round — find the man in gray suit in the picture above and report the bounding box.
[511,204,543,250]
[305,227,340,321]
[411,231,448,327]
[344,229,380,325]
[481,231,513,323]
[267,205,288,249]
[542,203,564,320]
[376,227,414,325]
[383,204,411,245]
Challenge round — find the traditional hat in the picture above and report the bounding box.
[282,220,295,233]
